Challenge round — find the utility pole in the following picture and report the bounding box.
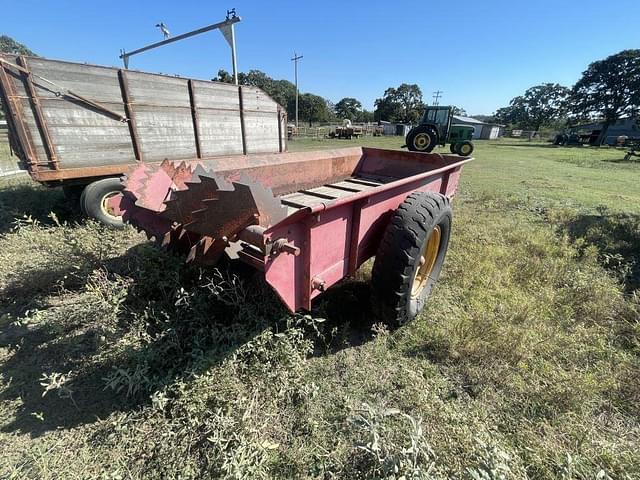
[291,52,303,128]
[432,90,443,106]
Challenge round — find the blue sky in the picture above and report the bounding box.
[2,0,639,115]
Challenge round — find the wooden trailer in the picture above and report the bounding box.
[0,54,286,225]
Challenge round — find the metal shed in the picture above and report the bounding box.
[452,115,503,140]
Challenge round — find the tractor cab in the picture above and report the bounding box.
[406,106,475,156]
[420,106,454,141]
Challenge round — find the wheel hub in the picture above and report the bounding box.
[411,225,441,298]
[101,191,124,221]
[414,133,430,150]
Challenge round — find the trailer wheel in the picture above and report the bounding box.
[406,126,438,152]
[80,178,125,228]
[449,143,458,154]
[458,141,474,156]
[371,191,452,327]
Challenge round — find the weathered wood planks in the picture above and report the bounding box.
[0,54,285,179]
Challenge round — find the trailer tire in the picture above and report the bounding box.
[458,141,474,156]
[406,126,438,152]
[371,191,452,328]
[80,178,125,228]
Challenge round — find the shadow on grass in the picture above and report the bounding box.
[491,142,559,149]
[0,242,377,437]
[558,213,640,292]
[0,182,82,234]
[602,156,640,165]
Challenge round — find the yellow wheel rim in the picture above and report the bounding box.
[411,225,441,298]
[460,144,472,155]
[414,133,430,150]
[100,191,123,221]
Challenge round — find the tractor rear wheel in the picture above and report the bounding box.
[80,178,125,228]
[406,126,438,152]
[371,191,452,328]
[458,141,474,156]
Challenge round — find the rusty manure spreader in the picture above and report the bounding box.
[0,54,473,325]
[116,147,472,326]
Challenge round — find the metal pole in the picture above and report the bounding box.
[230,23,238,85]
[119,15,241,70]
[291,53,303,128]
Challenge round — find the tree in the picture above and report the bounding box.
[374,84,425,123]
[495,83,570,131]
[473,114,497,124]
[373,95,403,123]
[451,106,467,116]
[356,109,375,123]
[335,97,362,120]
[293,93,331,126]
[0,35,35,56]
[0,36,36,119]
[214,69,297,119]
[570,49,640,124]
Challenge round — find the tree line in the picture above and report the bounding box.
[216,70,470,126]
[494,49,640,131]
[215,69,379,125]
[0,34,438,126]
[6,34,635,132]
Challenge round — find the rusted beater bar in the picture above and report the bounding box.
[238,86,247,155]
[237,249,266,271]
[17,56,59,169]
[188,79,202,158]
[0,60,37,169]
[118,69,143,162]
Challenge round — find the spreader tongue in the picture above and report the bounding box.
[120,161,287,265]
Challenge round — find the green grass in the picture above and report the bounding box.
[0,138,638,479]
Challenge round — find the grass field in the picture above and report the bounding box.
[0,137,638,479]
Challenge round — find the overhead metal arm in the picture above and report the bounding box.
[120,14,241,84]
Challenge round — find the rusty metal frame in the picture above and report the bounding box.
[188,79,202,158]
[118,69,143,162]
[347,198,367,275]
[16,56,59,170]
[0,59,37,169]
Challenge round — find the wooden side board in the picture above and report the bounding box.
[0,54,286,183]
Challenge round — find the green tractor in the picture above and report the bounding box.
[405,106,475,156]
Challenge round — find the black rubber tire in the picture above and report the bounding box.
[80,178,125,228]
[406,126,438,152]
[449,143,458,154]
[371,191,452,328]
[458,141,474,156]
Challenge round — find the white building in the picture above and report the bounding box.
[452,115,503,140]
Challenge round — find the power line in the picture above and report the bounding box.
[432,90,443,106]
[291,52,303,128]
